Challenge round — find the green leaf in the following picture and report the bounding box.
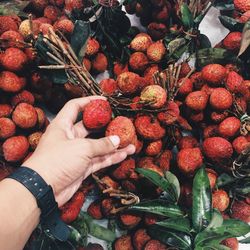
[206,209,223,230]
[79,212,116,242]
[198,34,211,49]
[70,21,90,61]
[214,1,235,11]
[219,16,244,31]
[130,199,183,218]
[0,0,29,17]
[181,3,194,29]
[216,173,235,187]
[192,167,212,232]
[135,168,179,202]
[47,70,68,84]
[240,236,250,243]
[156,217,191,234]
[168,38,187,54]
[148,225,192,250]
[165,171,181,201]
[68,225,87,247]
[195,219,250,247]
[239,20,250,56]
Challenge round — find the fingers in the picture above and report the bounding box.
[72,121,90,138]
[84,136,121,158]
[53,96,106,126]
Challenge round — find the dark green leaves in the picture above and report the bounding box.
[239,20,250,56]
[135,168,180,203]
[181,4,194,29]
[0,0,29,17]
[216,173,235,187]
[130,199,183,218]
[219,16,244,31]
[192,167,212,232]
[70,21,90,61]
[213,0,235,11]
[148,225,192,250]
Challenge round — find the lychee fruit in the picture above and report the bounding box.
[82,99,112,130]
[203,137,233,162]
[82,57,92,72]
[117,72,140,95]
[106,116,136,148]
[144,240,167,250]
[143,65,159,86]
[212,189,230,212]
[185,91,208,111]
[113,62,129,77]
[100,78,117,96]
[234,0,250,13]
[12,103,38,129]
[0,30,24,47]
[223,32,242,51]
[178,136,199,150]
[152,4,170,22]
[85,38,100,57]
[0,118,16,139]
[231,200,250,223]
[119,212,142,229]
[211,111,229,123]
[31,0,49,12]
[129,52,149,72]
[178,78,193,96]
[140,85,167,108]
[35,107,46,129]
[0,104,12,118]
[225,71,244,93]
[221,238,239,250]
[11,90,35,107]
[232,136,250,154]
[145,140,162,156]
[133,229,151,250]
[0,71,23,93]
[0,48,28,72]
[157,101,180,125]
[0,16,19,35]
[206,168,217,189]
[177,147,203,176]
[3,136,29,162]
[112,158,136,180]
[28,132,43,151]
[87,200,103,220]
[44,5,61,22]
[209,88,233,110]
[201,64,227,86]
[135,115,165,140]
[180,62,192,78]
[53,19,74,35]
[155,150,172,171]
[19,19,40,38]
[190,111,204,123]
[218,117,241,138]
[203,125,218,139]
[147,22,167,40]
[130,33,152,52]
[64,0,84,12]
[239,10,250,22]
[92,53,108,73]
[146,41,166,62]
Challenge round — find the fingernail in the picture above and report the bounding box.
[109,135,120,147]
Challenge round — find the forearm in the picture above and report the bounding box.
[0,178,40,250]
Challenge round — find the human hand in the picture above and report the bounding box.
[24,96,135,207]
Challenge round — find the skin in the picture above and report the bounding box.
[0,96,135,250]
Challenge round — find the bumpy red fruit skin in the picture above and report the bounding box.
[178,136,199,150]
[0,118,16,139]
[44,5,61,22]
[3,136,29,162]
[144,240,167,250]
[233,136,250,154]
[203,125,218,139]
[155,150,172,171]
[28,132,43,151]
[35,107,46,129]
[211,111,229,123]
[83,100,112,130]
[212,189,230,212]
[12,103,38,129]
[221,238,239,250]
[143,65,159,86]
[185,91,208,111]
[223,32,242,51]
[85,38,100,57]
[129,52,149,72]
[117,72,140,94]
[203,137,233,162]
[226,71,243,93]
[178,78,193,96]
[157,101,180,125]
[64,0,83,12]
[0,71,23,93]
[0,104,12,118]
[133,229,151,250]
[53,19,74,35]
[114,235,133,250]
[106,116,136,148]
[209,88,233,110]
[177,147,203,176]
[218,117,241,138]
[147,22,167,40]
[87,200,103,220]
[113,62,129,77]
[231,200,250,223]
[0,30,24,46]
[135,115,165,140]
[112,158,136,180]
[140,85,167,108]
[146,41,166,62]
[201,64,227,86]
[234,0,250,13]
[100,78,117,95]
[119,213,142,229]
[1,48,28,72]
[92,53,108,73]
[145,140,162,156]
[11,90,35,106]
[0,16,19,35]
[130,33,152,52]
[206,168,217,189]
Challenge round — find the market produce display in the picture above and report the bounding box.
[0,0,250,249]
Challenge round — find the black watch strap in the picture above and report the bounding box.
[8,167,70,241]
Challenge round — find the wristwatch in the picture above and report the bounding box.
[8,166,70,241]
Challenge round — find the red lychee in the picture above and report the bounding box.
[0,71,23,93]
[225,71,244,93]
[203,125,218,139]
[113,62,129,77]
[147,22,167,40]
[133,229,151,250]
[12,103,38,129]
[0,16,19,35]
[11,90,35,107]
[35,107,46,129]
[135,115,165,140]
[3,136,29,162]
[206,168,217,189]
[212,189,230,212]
[223,32,242,51]
[177,147,203,176]
[117,72,140,95]
[178,78,193,96]
[152,4,169,22]
[190,111,204,123]
[209,88,233,110]
[231,200,250,223]
[130,33,152,52]
[87,200,103,220]
[82,100,112,130]
[28,132,43,151]
[64,0,84,12]
[144,240,167,250]
[0,30,24,47]
[85,38,100,57]
[234,0,250,13]
[239,10,250,22]
[203,137,233,162]
[157,101,180,125]
[200,84,214,96]
[145,140,162,156]
[218,117,241,138]
[0,104,12,118]
[31,0,49,11]
[185,91,208,111]
[146,41,166,62]
[232,136,250,154]
[82,57,91,72]
[201,64,227,86]
[211,111,229,123]
[140,85,167,109]
[155,150,172,171]
[0,118,16,139]
[53,19,74,35]
[180,62,192,78]
[92,53,108,73]
[129,52,149,72]
[221,238,239,250]
[143,65,159,86]
[44,5,61,22]
[100,78,117,96]
[106,116,136,148]
[178,136,199,150]
[112,158,136,180]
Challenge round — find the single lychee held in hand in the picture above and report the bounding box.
[82,99,112,130]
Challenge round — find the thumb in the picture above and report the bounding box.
[84,135,120,158]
